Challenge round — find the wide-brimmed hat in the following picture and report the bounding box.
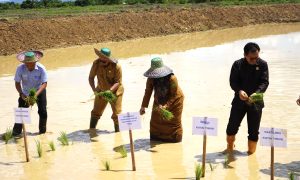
[144,57,173,78]
[94,47,118,64]
[16,51,43,63]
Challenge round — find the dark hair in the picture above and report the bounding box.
[153,74,173,104]
[244,42,260,55]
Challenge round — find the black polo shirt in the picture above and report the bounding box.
[230,58,269,108]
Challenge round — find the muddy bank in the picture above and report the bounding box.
[0,4,299,56]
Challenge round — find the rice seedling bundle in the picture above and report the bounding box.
[95,90,116,103]
[248,93,263,104]
[25,88,38,107]
[160,108,174,121]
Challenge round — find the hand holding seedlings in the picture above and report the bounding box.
[239,90,248,101]
[157,105,174,121]
[94,90,116,103]
[25,88,38,107]
[248,93,263,104]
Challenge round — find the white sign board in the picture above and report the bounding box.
[14,108,31,124]
[118,112,142,131]
[259,127,287,148]
[192,117,218,136]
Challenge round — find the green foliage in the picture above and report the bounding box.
[48,141,56,151]
[249,93,264,103]
[95,90,117,103]
[160,108,174,121]
[0,2,20,10]
[2,127,13,144]
[116,145,127,158]
[58,131,69,146]
[195,163,203,180]
[289,171,295,180]
[35,139,43,158]
[102,160,111,170]
[0,0,299,13]
[25,88,38,107]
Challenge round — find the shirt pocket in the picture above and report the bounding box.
[34,75,41,81]
[105,69,115,85]
[22,74,28,81]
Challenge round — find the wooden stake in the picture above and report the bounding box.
[202,134,207,177]
[129,130,136,171]
[271,146,274,180]
[201,117,208,177]
[22,123,29,162]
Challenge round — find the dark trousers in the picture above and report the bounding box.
[13,89,48,135]
[226,105,262,142]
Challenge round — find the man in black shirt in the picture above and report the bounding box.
[226,42,269,155]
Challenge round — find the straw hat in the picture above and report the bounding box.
[94,47,118,64]
[144,57,173,78]
[16,51,43,63]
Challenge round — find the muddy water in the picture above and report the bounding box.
[1,23,300,179]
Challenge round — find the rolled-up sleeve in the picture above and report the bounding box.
[41,66,48,83]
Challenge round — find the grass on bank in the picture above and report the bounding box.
[0,1,299,19]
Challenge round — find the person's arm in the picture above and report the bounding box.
[230,61,241,93]
[14,65,26,99]
[255,61,269,93]
[230,61,248,101]
[140,78,153,115]
[37,66,48,96]
[111,64,122,93]
[89,60,98,93]
[36,83,47,96]
[15,82,26,100]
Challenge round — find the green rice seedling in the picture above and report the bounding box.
[3,127,13,144]
[48,141,56,151]
[95,90,117,103]
[102,160,111,171]
[209,163,217,171]
[195,163,203,180]
[58,131,69,146]
[248,93,263,104]
[25,88,38,107]
[224,154,229,168]
[160,108,174,121]
[35,139,43,158]
[289,171,295,180]
[116,145,127,158]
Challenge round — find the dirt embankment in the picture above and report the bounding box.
[0,4,299,56]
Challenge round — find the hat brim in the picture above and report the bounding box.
[94,48,118,64]
[17,51,43,63]
[144,66,173,78]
